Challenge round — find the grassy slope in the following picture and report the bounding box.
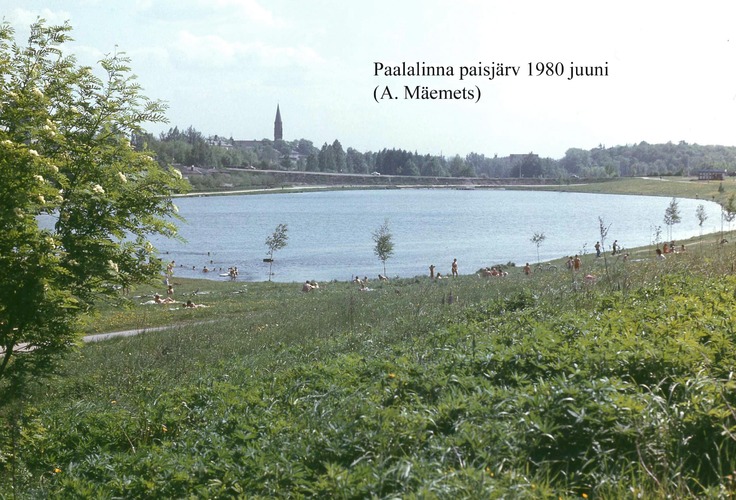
[4,181,736,497]
[521,175,734,204]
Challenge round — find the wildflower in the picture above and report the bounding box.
[111,400,117,404]
[92,184,105,194]
[162,424,168,433]
[582,494,588,499]
[388,373,396,379]
[117,171,127,183]
[53,467,61,474]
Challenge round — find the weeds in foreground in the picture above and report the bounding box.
[3,243,736,497]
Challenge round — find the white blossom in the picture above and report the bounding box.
[29,149,39,157]
[50,165,59,173]
[117,172,127,183]
[108,260,119,273]
[38,195,46,204]
[32,87,44,98]
[33,174,44,183]
[92,184,105,194]
[14,207,23,218]
[2,140,12,146]
[172,203,179,213]
[172,168,182,179]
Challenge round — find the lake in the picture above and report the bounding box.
[150,189,723,283]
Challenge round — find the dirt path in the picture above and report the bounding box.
[1,321,216,355]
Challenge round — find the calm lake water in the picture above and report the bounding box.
[150,189,722,283]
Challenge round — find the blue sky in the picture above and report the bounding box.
[6,1,736,159]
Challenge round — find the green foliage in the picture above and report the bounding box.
[372,218,394,275]
[265,223,289,281]
[4,245,736,496]
[0,21,186,394]
[663,197,682,240]
[530,231,546,263]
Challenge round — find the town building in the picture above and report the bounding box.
[698,169,726,181]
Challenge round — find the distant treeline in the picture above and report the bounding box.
[136,127,736,179]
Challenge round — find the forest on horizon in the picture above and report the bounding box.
[137,126,736,180]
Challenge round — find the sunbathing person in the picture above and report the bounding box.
[184,299,207,308]
[155,293,176,304]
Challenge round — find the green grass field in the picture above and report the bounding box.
[528,175,735,204]
[3,182,736,497]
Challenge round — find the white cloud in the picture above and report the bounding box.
[200,0,280,27]
[6,7,72,29]
[172,30,323,68]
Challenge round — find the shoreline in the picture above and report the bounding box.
[176,175,727,202]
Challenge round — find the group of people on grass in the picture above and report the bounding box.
[142,278,208,308]
[302,280,320,292]
[428,258,460,280]
[152,237,690,303]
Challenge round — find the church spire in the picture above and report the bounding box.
[274,104,283,141]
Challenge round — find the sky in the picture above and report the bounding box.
[5,1,736,159]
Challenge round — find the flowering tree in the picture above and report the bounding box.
[0,21,187,394]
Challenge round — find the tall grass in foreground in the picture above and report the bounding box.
[3,239,736,497]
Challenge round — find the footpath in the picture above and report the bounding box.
[1,322,214,355]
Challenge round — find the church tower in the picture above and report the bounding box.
[274,104,283,141]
